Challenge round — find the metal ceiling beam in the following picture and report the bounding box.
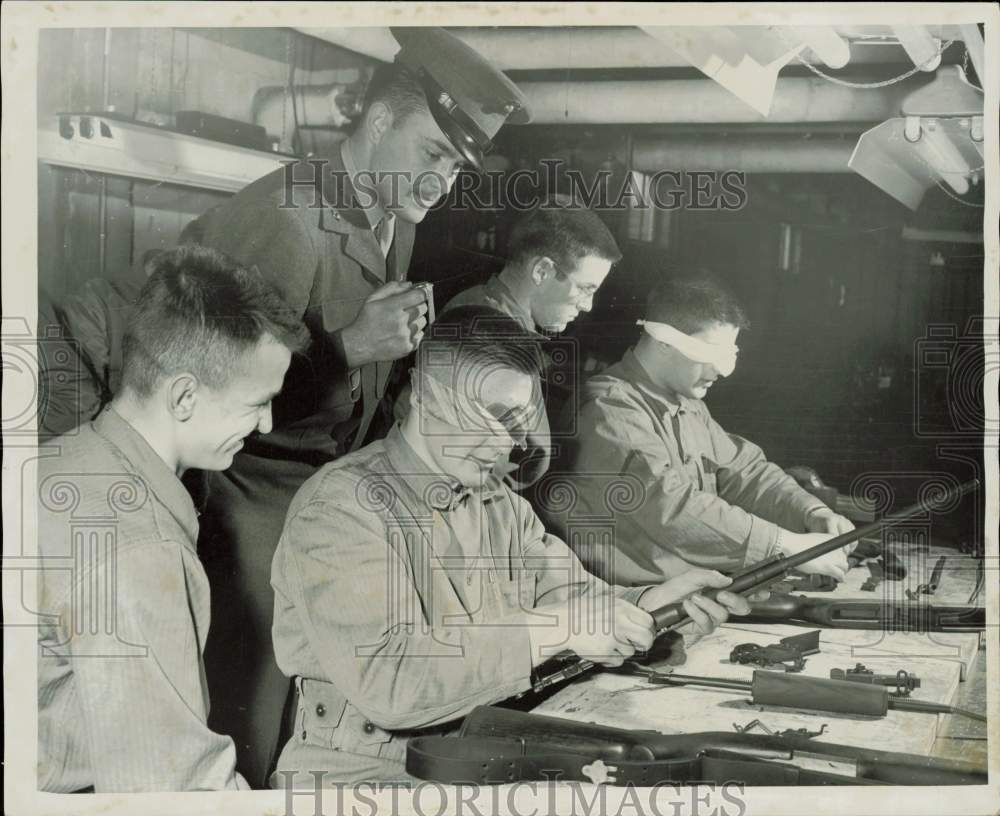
[298,25,944,71]
[517,77,914,124]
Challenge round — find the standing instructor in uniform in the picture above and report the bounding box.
[188,28,531,785]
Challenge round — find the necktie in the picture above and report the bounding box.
[375,213,396,257]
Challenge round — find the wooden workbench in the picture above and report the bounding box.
[534,546,985,762]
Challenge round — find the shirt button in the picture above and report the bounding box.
[683,454,693,464]
[363,721,376,734]
[315,703,326,717]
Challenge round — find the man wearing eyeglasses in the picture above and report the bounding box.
[547,276,855,588]
[414,197,622,490]
[268,306,751,787]
[445,196,621,333]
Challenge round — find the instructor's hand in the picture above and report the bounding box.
[342,281,428,366]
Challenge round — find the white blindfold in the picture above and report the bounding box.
[637,320,739,377]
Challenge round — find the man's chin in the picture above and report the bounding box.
[398,198,439,224]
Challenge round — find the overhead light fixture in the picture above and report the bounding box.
[788,26,851,69]
[903,117,972,195]
[640,27,801,116]
[640,26,850,116]
[848,67,983,209]
[891,26,943,71]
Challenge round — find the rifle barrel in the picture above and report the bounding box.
[650,478,979,632]
[530,478,979,695]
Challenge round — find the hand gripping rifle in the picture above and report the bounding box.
[530,479,980,694]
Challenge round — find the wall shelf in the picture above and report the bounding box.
[38,113,291,194]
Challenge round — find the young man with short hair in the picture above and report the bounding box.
[548,276,854,586]
[269,306,749,787]
[37,246,309,792]
[419,197,622,488]
[446,196,622,333]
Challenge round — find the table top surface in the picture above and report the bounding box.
[534,545,986,761]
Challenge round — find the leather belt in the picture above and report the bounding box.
[405,736,872,787]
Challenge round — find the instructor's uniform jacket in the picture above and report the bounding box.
[192,144,415,784]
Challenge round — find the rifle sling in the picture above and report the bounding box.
[405,736,874,786]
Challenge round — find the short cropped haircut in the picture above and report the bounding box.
[646,274,750,334]
[418,305,545,390]
[508,195,622,279]
[121,245,310,398]
[361,61,428,128]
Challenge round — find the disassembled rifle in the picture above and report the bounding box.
[625,666,985,724]
[405,705,987,786]
[906,554,947,599]
[529,479,979,694]
[830,663,920,697]
[729,630,821,672]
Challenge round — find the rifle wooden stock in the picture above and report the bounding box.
[733,595,986,631]
[455,705,986,785]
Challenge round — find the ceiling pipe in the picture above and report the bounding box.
[517,78,914,124]
[298,26,935,71]
[631,136,855,173]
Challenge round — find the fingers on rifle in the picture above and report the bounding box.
[691,594,729,626]
[683,598,712,634]
[700,569,733,589]
[620,602,653,629]
[717,590,751,616]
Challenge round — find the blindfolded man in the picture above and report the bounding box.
[546,275,854,586]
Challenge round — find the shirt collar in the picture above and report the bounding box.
[92,407,199,543]
[340,140,388,231]
[489,273,536,332]
[383,424,503,512]
[621,348,691,418]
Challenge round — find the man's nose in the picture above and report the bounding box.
[420,170,450,202]
[578,294,595,313]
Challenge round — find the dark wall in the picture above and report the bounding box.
[411,144,986,547]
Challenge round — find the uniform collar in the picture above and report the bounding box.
[620,348,691,418]
[384,424,503,512]
[488,273,536,332]
[340,140,389,232]
[92,407,199,544]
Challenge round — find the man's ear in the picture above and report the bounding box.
[167,374,199,422]
[530,257,557,286]
[365,101,394,147]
